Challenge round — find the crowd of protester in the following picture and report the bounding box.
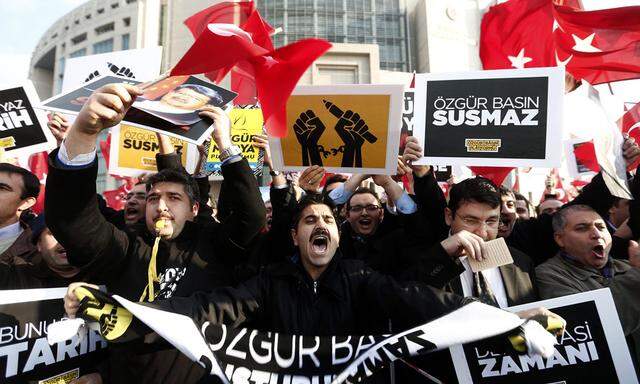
[1,82,640,383]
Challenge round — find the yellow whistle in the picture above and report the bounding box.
[155,219,166,231]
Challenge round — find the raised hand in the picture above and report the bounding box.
[293,110,326,166]
[47,112,70,145]
[334,110,376,167]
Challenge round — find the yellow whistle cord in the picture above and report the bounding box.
[139,221,165,302]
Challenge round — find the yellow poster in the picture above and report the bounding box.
[112,124,189,175]
[205,108,264,172]
[281,94,391,169]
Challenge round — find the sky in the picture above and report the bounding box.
[0,0,86,86]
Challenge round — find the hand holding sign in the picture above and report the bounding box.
[75,83,143,135]
[293,110,326,166]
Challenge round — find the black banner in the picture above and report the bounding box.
[0,291,107,383]
[423,77,549,159]
[0,86,52,156]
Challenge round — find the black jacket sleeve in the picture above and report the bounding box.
[207,159,266,260]
[44,150,139,279]
[155,152,185,173]
[412,170,449,243]
[357,266,472,330]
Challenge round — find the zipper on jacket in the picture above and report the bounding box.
[313,281,318,295]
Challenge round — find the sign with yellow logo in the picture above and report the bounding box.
[109,124,196,177]
[205,108,264,175]
[269,85,404,175]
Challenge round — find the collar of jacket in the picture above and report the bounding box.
[556,252,631,281]
[1,226,36,265]
[272,250,346,301]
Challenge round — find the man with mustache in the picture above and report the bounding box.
[45,83,265,383]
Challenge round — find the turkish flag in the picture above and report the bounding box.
[468,166,513,187]
[618,102,640,170]
[572,140,600,173]
[183,0,275,105]
[171,24,330,137]
[102,184,129,211]
[553,4,640,84]
[480,0,556,70]
[28,152,49,214]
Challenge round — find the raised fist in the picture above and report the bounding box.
[108,63,135,78]
[293,110,326,166]
[334,110,376,167]
[85,70,101,82]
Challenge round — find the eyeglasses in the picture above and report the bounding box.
[455,214,499,229]
[348,205,382,214]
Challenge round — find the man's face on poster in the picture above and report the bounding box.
[161,87,211,110]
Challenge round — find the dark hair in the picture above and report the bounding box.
[346,187,381,210]
[448,177,500,215]
[176,84,223,104]
[292,193,336,229]
[552,204,599,233]
[499,186,515,199]
[0,163,40,200]
[322,174,348,194]
[145,169,199,205]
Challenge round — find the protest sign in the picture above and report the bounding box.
[40,75,236,145]
[105,296,525,384]
[565,138,599,179]
[204,107,264,175]
[62,47,163,92]
[269,84,404,175]
[0,82,56,157]
[413,67,564,168]
[0,288,107,383]
[451,289,637,384]
[399,90,414,156]
[109,124,197,177]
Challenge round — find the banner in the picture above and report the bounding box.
[269,84,404,175]
[105,296,531,384]
[0,82,56,157]
[40,75,236,145]
[399,90,414,156]
[61,47,163,93]
[109,125,197,177]
[451,289,637,384]
[205,107,264,175]
[413,67,564,168]
[0,288,107,383]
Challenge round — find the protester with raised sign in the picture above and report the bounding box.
[0,163,40,265]
[44,83,265,383]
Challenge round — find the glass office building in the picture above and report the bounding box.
[257,0,411,72]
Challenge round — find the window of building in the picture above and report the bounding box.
[123,17,131,27]
[71,33,87,45]
[317,65,359,85]
[69,48,86,58]
[95,22,115,35]
[122,34,130,50]
[97,8,105,14]
[85,14,92,20]
[111,3,119,9]
[74,20,80,25]
[126,0,137,4]
[93,39,114,54]
[58,57,66,75]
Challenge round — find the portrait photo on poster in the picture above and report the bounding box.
[269,84,404,175]
[133,75,237,126]
[450,289,638,384]
[0,81,56,157]
[39,74,236,145]
[413,67,564,168]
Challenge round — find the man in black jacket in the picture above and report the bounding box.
[46,83,265,383]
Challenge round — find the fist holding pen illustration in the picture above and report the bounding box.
[293,110,326,166]
[292,100,378,167]
[324,99,377,167]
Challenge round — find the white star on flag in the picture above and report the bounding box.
[555,51,573,67]
[572,33,602,53]
[508,48,533,69]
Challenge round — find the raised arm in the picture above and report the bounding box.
[45,84,144,279]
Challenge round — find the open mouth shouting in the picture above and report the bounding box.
[310,230,330,255]
[125,206,141,222]
[592,244,606,259]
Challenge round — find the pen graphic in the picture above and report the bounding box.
[322,99,377,143]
